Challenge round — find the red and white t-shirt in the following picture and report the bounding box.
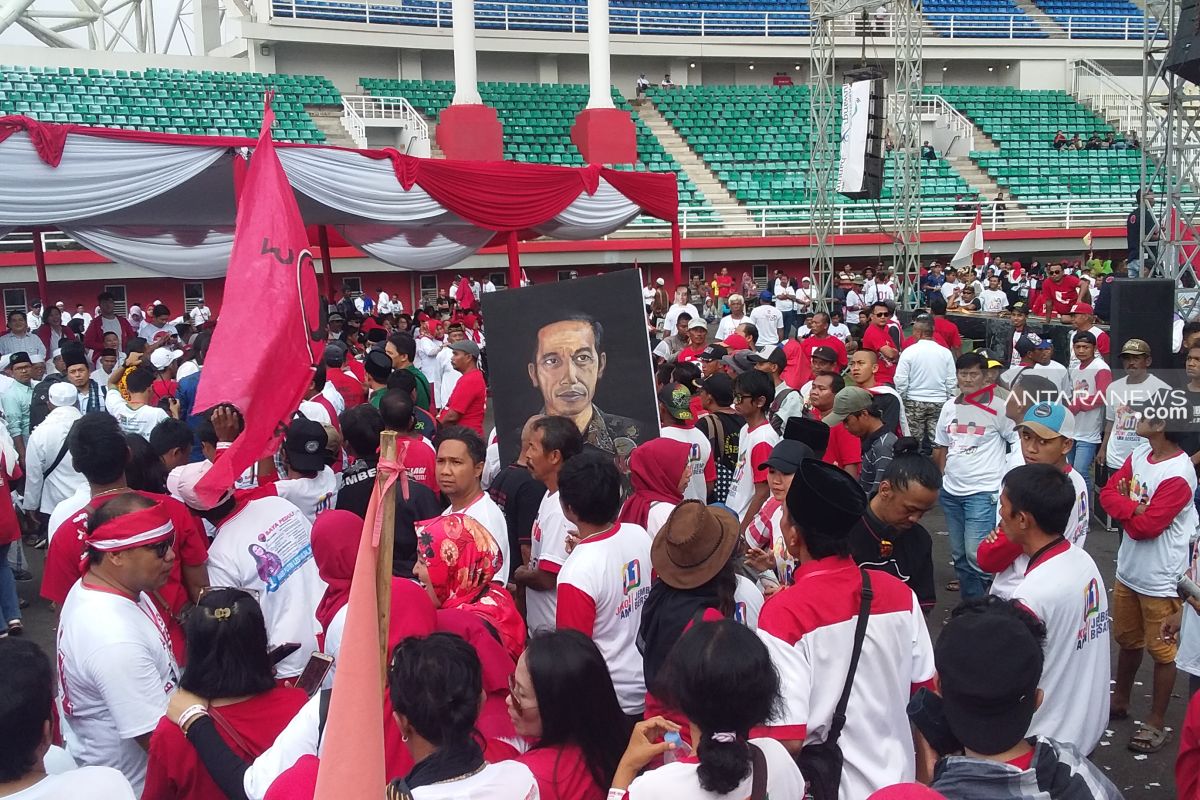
[660,424,716,503]
[1013,541,1111,754]
[726,421,780,521]
[1105,444,1199,596]
[1068,358,1111,444]
[1103,374,1172,468]
[624,737,804,799]
[57,582,179,796]
[206,496,326,678]
[744,497,796,588]
[445,492,511,585]
[756,556,936,800]
[556,522,653,715]
[526,490,577,633]
[261,466,339,524]
[1068,326,1111,370]
[441,368,487,435]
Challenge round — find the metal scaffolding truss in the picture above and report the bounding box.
[0,0,215,54]
[1140,0,1200,305]
[808,0,924,310]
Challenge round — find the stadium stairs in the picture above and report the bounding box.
[307,105,359,148]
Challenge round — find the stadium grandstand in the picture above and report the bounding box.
[0,0,1176,309]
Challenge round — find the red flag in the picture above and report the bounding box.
[951,209,985,269]
[456,276,477,311]
[191,94,324,505]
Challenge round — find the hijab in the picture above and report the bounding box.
[310,510,363,632]
[415,513,526,661]
[617,438,690,529]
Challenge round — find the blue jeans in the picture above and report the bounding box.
[940,489,997,600]
[1070,441,1099,508]
[781,310,799,339]
[1127,258,1142,279]
[0,543,19,624]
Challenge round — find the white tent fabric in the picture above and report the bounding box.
[338,223,497,271]
[278,148,449,222]
[64,226,236,279]
[533,178,642,240]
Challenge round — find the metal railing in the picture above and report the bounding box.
[1071,59,1146,140]
[341,94,429,152]
[270,0,1152,40]
[915,94,975,152]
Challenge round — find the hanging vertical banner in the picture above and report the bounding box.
[837,78,872,195]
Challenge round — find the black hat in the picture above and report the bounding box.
[698,344,728,362]
[284,418,330,473]
[6,352,30,368]
[366,328,387,343]
[758,440,814,474]
[62,345,89,369]
[324,342,347,368]
[364,349,393,383]
[784,459,867,540]
[783,416,831,457]
[936,606,1044,755]
[698,373,734,406]
[810,345,838,364]
[747,345,787,369]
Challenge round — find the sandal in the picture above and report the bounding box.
[1129,725,1172,754]
[945,580,960,592]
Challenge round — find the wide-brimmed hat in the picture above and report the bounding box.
[651,500,739,590]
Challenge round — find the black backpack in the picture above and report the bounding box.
[28,374,67,431]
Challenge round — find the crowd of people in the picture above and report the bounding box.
[1053,130,1138,151]
[0,267,1196,800]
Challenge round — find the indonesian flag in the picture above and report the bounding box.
[951,209,985,268]
[1082,231,1094,249]
[191,94,325,505]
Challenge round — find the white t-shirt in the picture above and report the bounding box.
[437,348,460,410]
[175,360,199,381]
[934,393,1016,496]
[749,305,784,346]
[646,500,675,541]
[104,389,168,440]
[48,483,91,544]
[5,767,137,800]
[556,523,653,714]
[1115,444,1198,596]
[1177,540,1200,678]
[1014,543,1111,754]
[939,281,961,302]
[1104,374,1173,468]
[445,492,511,585]
[270,466,339,524]
[980,288,1010,313]
[413,761,539,800]
[526,490,576,633]
[829,322,852,342]
[206,496,326,678]
[733,573,765,629]
[1069,359,1111,444]
[726,421,781,521]
[137,321,177,342]
[627,737,803,799]
[664,303,702,333]
[297,399,333,427]
[864,281,896,305]
[844,290,865,313]
[57,582,179,795]
[715,314,747,342]
[660,424,715,503]
[773,280,797,312]
[990,466,1089,599]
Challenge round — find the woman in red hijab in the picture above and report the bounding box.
[310,510,361,655]
[414,513,526,661]
[616,438,691,539]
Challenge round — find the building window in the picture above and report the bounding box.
[489,272,508,289]
[557,270,579,282]
[419,275,439,307]
[689,266,706,283]
[341,277,362,298]
[752,264,769,290]
[103,285,128,316]
[2,289,26,318]
[183,283,205,312]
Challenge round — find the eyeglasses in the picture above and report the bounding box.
[508,673,538,714]
[144,535,175,560]
[733,393,749,403]
[1049,270,1063,276]
[872,312,889,318]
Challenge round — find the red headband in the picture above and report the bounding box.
[86,500,174,553]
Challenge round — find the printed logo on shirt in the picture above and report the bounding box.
[1076,578,1110,650]
[622,559,642,594]
[734,601,748,625]
[250,509,315,592]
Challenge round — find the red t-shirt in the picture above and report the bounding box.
[1039,275,1082,316]
[143,688,308,800]
[861,324,901,384]
[42,491,208,664]
[933,316,963,353]
[517,743,606,800]
[791,335,849,389]
[715,274,734,299]
[677,346,707,364]
[441,368,487,434]
[327,368,366,409]
[822,421,863,470]
[399,435,440,493]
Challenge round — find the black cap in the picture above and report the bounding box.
[810,345,838,364]
[364,349,392,383]
[758,440,814,474]
[747,345,787,369]
[62,345,89,369]
[784,459,867,540]
[6,352,30,368]
[698,373,734,406]
[324,342,347,368]
[284,418,330,473]
[936,606,1043,755]
[699,344,728,362]
[783,416,831,458]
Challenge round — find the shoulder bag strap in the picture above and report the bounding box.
[827,568,873,746]
[44,437,71,477]
[208,706,258,758]
[749,743,768,800]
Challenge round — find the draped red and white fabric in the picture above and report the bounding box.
[951,209,985,268]
[0,115,680,277]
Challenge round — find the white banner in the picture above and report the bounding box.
[837,79,872,195]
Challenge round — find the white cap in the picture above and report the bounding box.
[153,299,162,306]
[50,348,62,360]
[26,354,43,365]
[48,383,76,407]
[167,460,232,511]
[655,278,665,286]
[150,348,183,370]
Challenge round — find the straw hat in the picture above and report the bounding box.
[651,500,739,590]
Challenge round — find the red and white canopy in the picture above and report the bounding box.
[0,116,680,278]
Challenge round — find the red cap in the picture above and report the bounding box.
[1071,303,1094,315]
[722,334,751,352]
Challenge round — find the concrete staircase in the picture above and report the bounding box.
[305,105,358,148]
[944,114,1037,225]
[424,119,447,158]
[634,101,756,229]
[1010,0,1067,36]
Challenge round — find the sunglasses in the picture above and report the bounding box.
[508,673,537,714]
[1049,270,1063,276]
[144,535,175,560]
[873,312,889,318]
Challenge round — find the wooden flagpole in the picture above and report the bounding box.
[375,429,398,684]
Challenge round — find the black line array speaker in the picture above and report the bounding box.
[1107,279,1175,370]
[837,67,885,200]
[1167,0,1200,84]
